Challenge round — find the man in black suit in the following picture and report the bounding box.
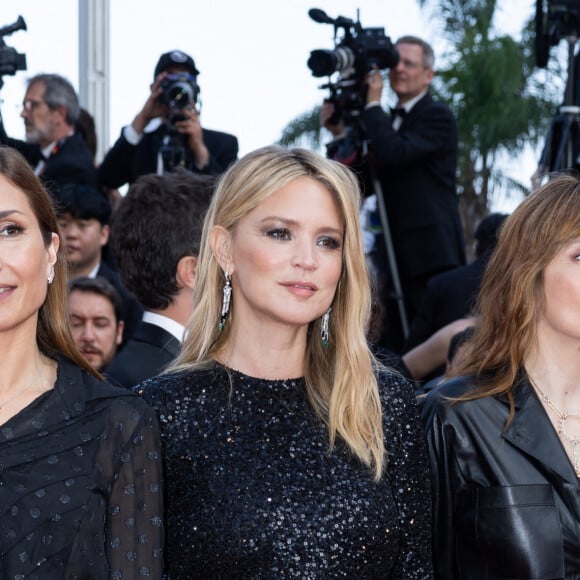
[403,212,508,353]
[325,35,465,352]
[98,50,238,189]
[106,169,215,389]
[0,73,97,195]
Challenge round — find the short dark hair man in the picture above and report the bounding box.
[106,169,215,388]
[68,276,124,371]
[55,184,142,343]
[0,73,97,193]
[98,50,238,189]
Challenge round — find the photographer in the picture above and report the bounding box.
[324,36,466,352]
[0,73,98,194]
[98,50,238,189]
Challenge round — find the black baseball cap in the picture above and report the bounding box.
[154,50,199,79]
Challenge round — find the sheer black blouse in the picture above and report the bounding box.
[137,363,432,579]
[0,356,164,579]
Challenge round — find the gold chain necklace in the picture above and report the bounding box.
[531,377,580,477]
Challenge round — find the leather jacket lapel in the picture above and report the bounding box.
[503,381,578,483]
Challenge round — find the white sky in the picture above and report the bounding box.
[1,0,542,208]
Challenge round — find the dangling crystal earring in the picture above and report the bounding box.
[218,271,232,331]
[47,265,55,284]
[321,307,331,348]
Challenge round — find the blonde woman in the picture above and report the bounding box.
[137,145,432,578]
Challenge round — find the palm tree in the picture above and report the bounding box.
[419,0,560,251]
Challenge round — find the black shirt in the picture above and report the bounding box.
[137,362,432,579]
[0,356,164,579]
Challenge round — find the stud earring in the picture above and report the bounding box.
[219,271,232,331]
[321,307,331,348]
[47,265,55,284]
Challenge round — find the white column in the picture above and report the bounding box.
[78,0,110,164]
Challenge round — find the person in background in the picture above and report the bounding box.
[55,184,111,279]
[324,36,465,353]
[68,276,124,372]
[75,107,122,210]
[98,50,238,189]
[401,317,475,385]
[0,73,97,194]
[54,183,142,344]
[136,145,432,578]
[106,169,215,388]
[421,173,580,578]
[0,145,163,578]
[418,324,476,395]
[404,212,508,352]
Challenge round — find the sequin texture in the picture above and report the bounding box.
[138,363,432,578]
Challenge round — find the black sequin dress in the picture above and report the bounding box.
[0,356,164,579]
[137,362,432,579]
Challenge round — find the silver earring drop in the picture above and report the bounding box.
[219,271,232,331]
[321,307,331,348]
[47,265,55,284]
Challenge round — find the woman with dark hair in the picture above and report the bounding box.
[422,173,580,578]
[0,146,163,578]
[137,145,432,578]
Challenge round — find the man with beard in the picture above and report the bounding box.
[68,276,124,372]
[0,73,98,194]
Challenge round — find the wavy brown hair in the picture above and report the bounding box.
[451,173,580,420]
[0,146,99,377]
[172,145,386,479]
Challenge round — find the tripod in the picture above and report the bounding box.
[326,121,410,341]
[365,150,410,340]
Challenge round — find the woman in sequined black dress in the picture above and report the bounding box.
[137,145,433,578]
[0,146,164,578]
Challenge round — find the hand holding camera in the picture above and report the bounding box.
[131,73,169,134]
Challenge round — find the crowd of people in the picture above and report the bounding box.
[0,37,579,580]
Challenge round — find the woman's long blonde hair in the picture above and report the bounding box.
[451,173,580,420]
[171,145,385,479]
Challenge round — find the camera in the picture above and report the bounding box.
[158,72,199,170]
[0,15,27,89]
[159,72,199,126]
[307,8,398,121]
[535,0,580,68]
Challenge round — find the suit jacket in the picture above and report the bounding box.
[404,256,487,351]
[361,93,466,281]
[105,321,181,389]
[98,122,239,188]
[421,376,580,579]
[0,127,97,195]
[95,262,143,347]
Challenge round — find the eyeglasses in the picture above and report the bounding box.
[398,59,424,70]
[22,99,44,112]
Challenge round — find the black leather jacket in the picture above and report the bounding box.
[421,376,580,579]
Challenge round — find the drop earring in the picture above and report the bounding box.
[47,265,55,284]
[219,271,232,331]
[321,307,331,348]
